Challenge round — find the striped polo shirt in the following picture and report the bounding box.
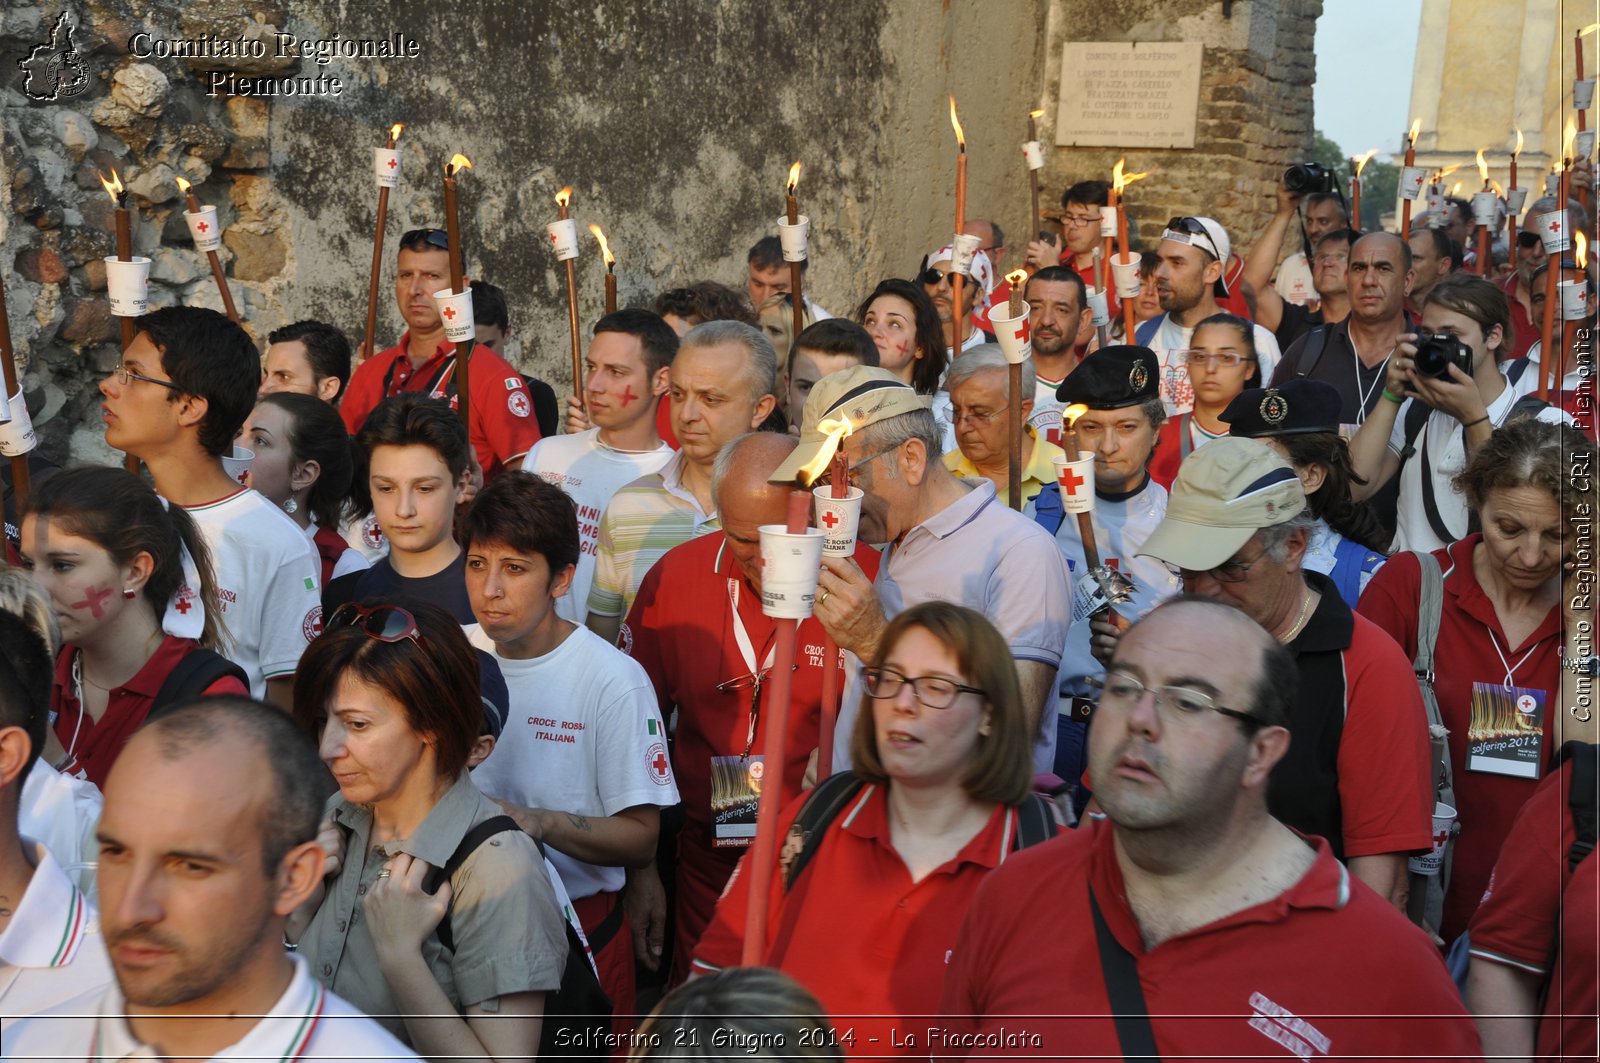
[586,451,720,622]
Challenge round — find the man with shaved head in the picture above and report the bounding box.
[4,697,415,1059]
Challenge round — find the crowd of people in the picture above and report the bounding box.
[0,149,1596,1063]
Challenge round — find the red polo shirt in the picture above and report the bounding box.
[939,819,1482,1060]
[1469,758,1598,1062]
[1357,534,1564,940]
[1500,271,1540,362]
[693,783,1053,1057]
[623,530,879,981]
[50,637,249,787]
[340,333,540,477]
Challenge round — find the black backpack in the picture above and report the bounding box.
[1559,741,1599,872]
[147,650,248,718]
[423,815,612,1057]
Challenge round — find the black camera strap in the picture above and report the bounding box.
[1089,885,1162,1061]
[1417,428,1466,545]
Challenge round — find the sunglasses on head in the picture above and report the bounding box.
[325,602,426,647]
[400,228,451,251]
[1516,231,1543,250]
[1165,216,1223,262]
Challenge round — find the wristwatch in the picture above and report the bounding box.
[1563,653,1600,678]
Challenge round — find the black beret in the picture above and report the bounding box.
[1055,345,1160,409]
[1220,380,1343,437]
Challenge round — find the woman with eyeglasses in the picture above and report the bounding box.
[1148,313,1262,487]
[289,598,567,1062]
[1358,418,1598,945]
[689,602,1057,1056]
[18,466,244,787]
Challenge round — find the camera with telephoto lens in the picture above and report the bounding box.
[1283,163,1336,194]
[1411,328,1475,380]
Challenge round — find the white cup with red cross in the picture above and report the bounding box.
[1022,140,1045,171]
[373,148,402,188]
[1053,452,1096,514]
[432,288,476,342]
[1577,78,1597,111]
[1109,252,1141,299]
[0,386,37,457]
[1407,802,1457,876]
[1576,130,1597,162]
[777,215,810,262]
[547,218,580,261]
[1505,187,1528,217]
[222,445,254,486]
[1537,210,1571,253]
[812,485,863,557]
[1470,191,1498,227]
[1398,167,1427,201]
[988,305,1031,364]
[757,525,826,619]
[103,256,152,317]
[184,206,222,253]
[1086,286,1111,327]
[1099,205,1117,238]
[1560,279,1591,321]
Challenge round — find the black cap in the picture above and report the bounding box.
[476,649,509,740]
[1221,380,1343,438]
[1055,345,1160,409]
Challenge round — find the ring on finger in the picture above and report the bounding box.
[819,589,830,606]
[377,868,392,879]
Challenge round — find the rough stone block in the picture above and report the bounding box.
[52,111,98,164]
[15,246,68,284]
[83,258,107,291]
[58,299,116,346]
[111,63,170,118]
[222,138,270,170]
[149,248,203,286]
[223,229,286,281]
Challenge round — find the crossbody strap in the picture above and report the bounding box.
[1089,885,1161,1062]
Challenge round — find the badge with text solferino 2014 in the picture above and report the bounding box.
[710,755,764,847]
[1466,683,1545,778]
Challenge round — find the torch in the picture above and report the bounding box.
[363,123,404,365]
[1561,232,1590,388]
[1578,24,1597,133]
[1111,160,1150,339]
[0,258,33,506]
[590,225,617,314]
[1061,404,1131,625]
[1350,149,1376,230]
[950,98,968,346]
[1537,128,1573,400]
[1400,119,1422,235]
[784,163,807,341]
[99,169,144,474]
[1472,149,1494,276]
[1025,109,1046,242]
[1506,131,1525,270]
[987,271,1033,510]
[174,177,238,321]
[811,420,862,781]
[552,188,584,412]
[442,154,474,430]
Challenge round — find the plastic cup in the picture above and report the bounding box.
[1576,130,1596,162]
[1398,166,1427,200]
[1470,191,1498,226]
[373,147,402,188]
[1053,451,1096,514]
[1505,187,1528,216]
[1110,252,1141,299]
[1099,205,1117,238]
[0,386,36,458]
[1548,172,1563,196]
[1577,77,1597,111]
[1086,286,1111,327]
[1560,279,1591,321]
[812,486,864,557]
[1537,210,1571,253]
[183,205,222,252]
[988,305,1030,364]
[221,445,254,486]
[1407,802,1457,877]
[757,525,826,619]
[1022,140,1045,171]
[777,214,810,262]
[547,218,579,261]
[103,256,152,317]
[432,288,476,342]
[950,233,982,275]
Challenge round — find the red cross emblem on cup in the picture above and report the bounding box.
[822,510,840,530]
[197,221,209,233]
[443,306,457,321]
[1059,466,1086,495]
[387,157,397,169]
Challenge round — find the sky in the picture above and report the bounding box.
[1313,0,1424,160]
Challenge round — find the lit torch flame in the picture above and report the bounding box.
[97,169,125,203]
[1565,118,1578,161]
[1449,181,1463,198]
[795,415,856,487]
[390,123,404,142]
[1476,149,1490,183]
[1354,149,1377,176]
[1579,232,1589,270]
[1408,118,1421,145]
[787,162,801,195]
[1064,404,1089,431]
[555,186,572,209]
[1029,108,1045,119]
[1581,23,1599,38]
[1112,158,1149,195]
[1491,180,1505,196]
[175,175,192,193]
[1513,129,1524,156]
[589,224,615,268]
[949,96,965,151]
[446,153,472,177]
[1005,269,1029,288]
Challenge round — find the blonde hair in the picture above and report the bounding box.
[0,568,60,657]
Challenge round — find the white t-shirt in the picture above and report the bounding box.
[1386,360,1573,554]
[184,489,321,697]
[1145,314,1282,415]
[18,763,101,888]
[0,842,112,1030]
[521,428,675,623]
[1273,251,1317,307]
[1029,374,1070,448]
[467,624,680,900]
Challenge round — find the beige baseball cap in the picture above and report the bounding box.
[770,366,929,484]
[1137,437,1306,571]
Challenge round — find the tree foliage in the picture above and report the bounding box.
[1313,128,1398,231]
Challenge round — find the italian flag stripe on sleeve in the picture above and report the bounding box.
[648,719,659,735]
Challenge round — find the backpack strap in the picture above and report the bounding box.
[1013,793,1057,850]
[1133,316,1161,348]
[1031,482,1066,537]
[149,650,248,720]
[780,773,866,893]
[1412,551,1443,695]
[424,814,521,953]
[1328,534,1370,606]
[1559,741,1600,872]
[1293,325,1332,381]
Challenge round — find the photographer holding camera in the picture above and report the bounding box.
[1347,273,1571,553]
[1244,168,1351,311]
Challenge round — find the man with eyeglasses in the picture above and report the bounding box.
[782,367,1072,774]
[1123,437,1433,907]
[942,344,1066,509]
[1250,224,1359,352]
[939,596,1481,1062]
[339,228,540,479]
[622,432,878,985]
[1024,181,1120,334]
[1242,179,1350,311]
[1136,216,1281,407]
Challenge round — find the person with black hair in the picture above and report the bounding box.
[782,318,879,431]
[0,610,112,1027]
[100,306,320,707]
[469,280,558,438]
[1243,177,1350,311]
[1406,227,1460,318]
[1148,313,1263,487]
[338,228,540,478]
[1023,180,1121,331]
[261,319,352,404]
[1022,266,1091,444]
[855,278,947,398]
[746,236,832,320]
[239,393,368,588]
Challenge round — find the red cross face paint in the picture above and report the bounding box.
[19,514,134,644]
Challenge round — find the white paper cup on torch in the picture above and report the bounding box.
[547,218,580,262]
[1099,206,1117,239]
[1053,452,1096,514]
[949,233,982,275]
[776,214,810,262]
[1560,280,1591,321]
[1577,78,1597,111]
[1407,802,1457,876]
[1548,172,1563,196]
[1537,210,1571,253]
[1470,191,1498,226]
[183,206,222,253]
[812,486,863,558]
[988,306,1031,364]
[373,148,402,188]
[221,445,254,487]
[1398,167,1427,200]
[1505,187,1528,216]
[1022,140,1045,171]
[1109,252,1142,299]
[103,256,152,317]
[757,525,826,619]
[432,288,476,343]
[1086,286,1111,328]
[0,388,37,458]
[1576,130,1597,162]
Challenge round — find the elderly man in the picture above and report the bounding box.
[943,344,1066,508]
[623,432,878,984]
[585,320,779,641]
[785,366,1072,771]
[1130,437,1434,904]
[4,697,415,1059]
[939,597,1482,1060]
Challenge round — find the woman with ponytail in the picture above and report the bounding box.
[18,466,246,786]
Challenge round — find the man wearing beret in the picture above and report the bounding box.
[1031,346,1180,789]
[1124,438,1433,906]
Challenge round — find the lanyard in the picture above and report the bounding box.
[1349,339,1393,424]
[728,579,775,757]
[1486,626,1547,690]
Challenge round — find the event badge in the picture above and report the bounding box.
[1465,682,1545,778]
[710,755,765,847]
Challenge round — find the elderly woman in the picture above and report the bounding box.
[289,598,567,1062]
[942,344,1068,509]
[689,602,1056,1056]
[756,292,816,372]
[1359,417,1598,944]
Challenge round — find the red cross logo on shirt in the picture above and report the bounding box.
[821,510,840,529]
[443,306,457,320]
[386,157,398,169]
[653,750,669,776]
[196,221,209,233]
[1059,466,1086,495]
